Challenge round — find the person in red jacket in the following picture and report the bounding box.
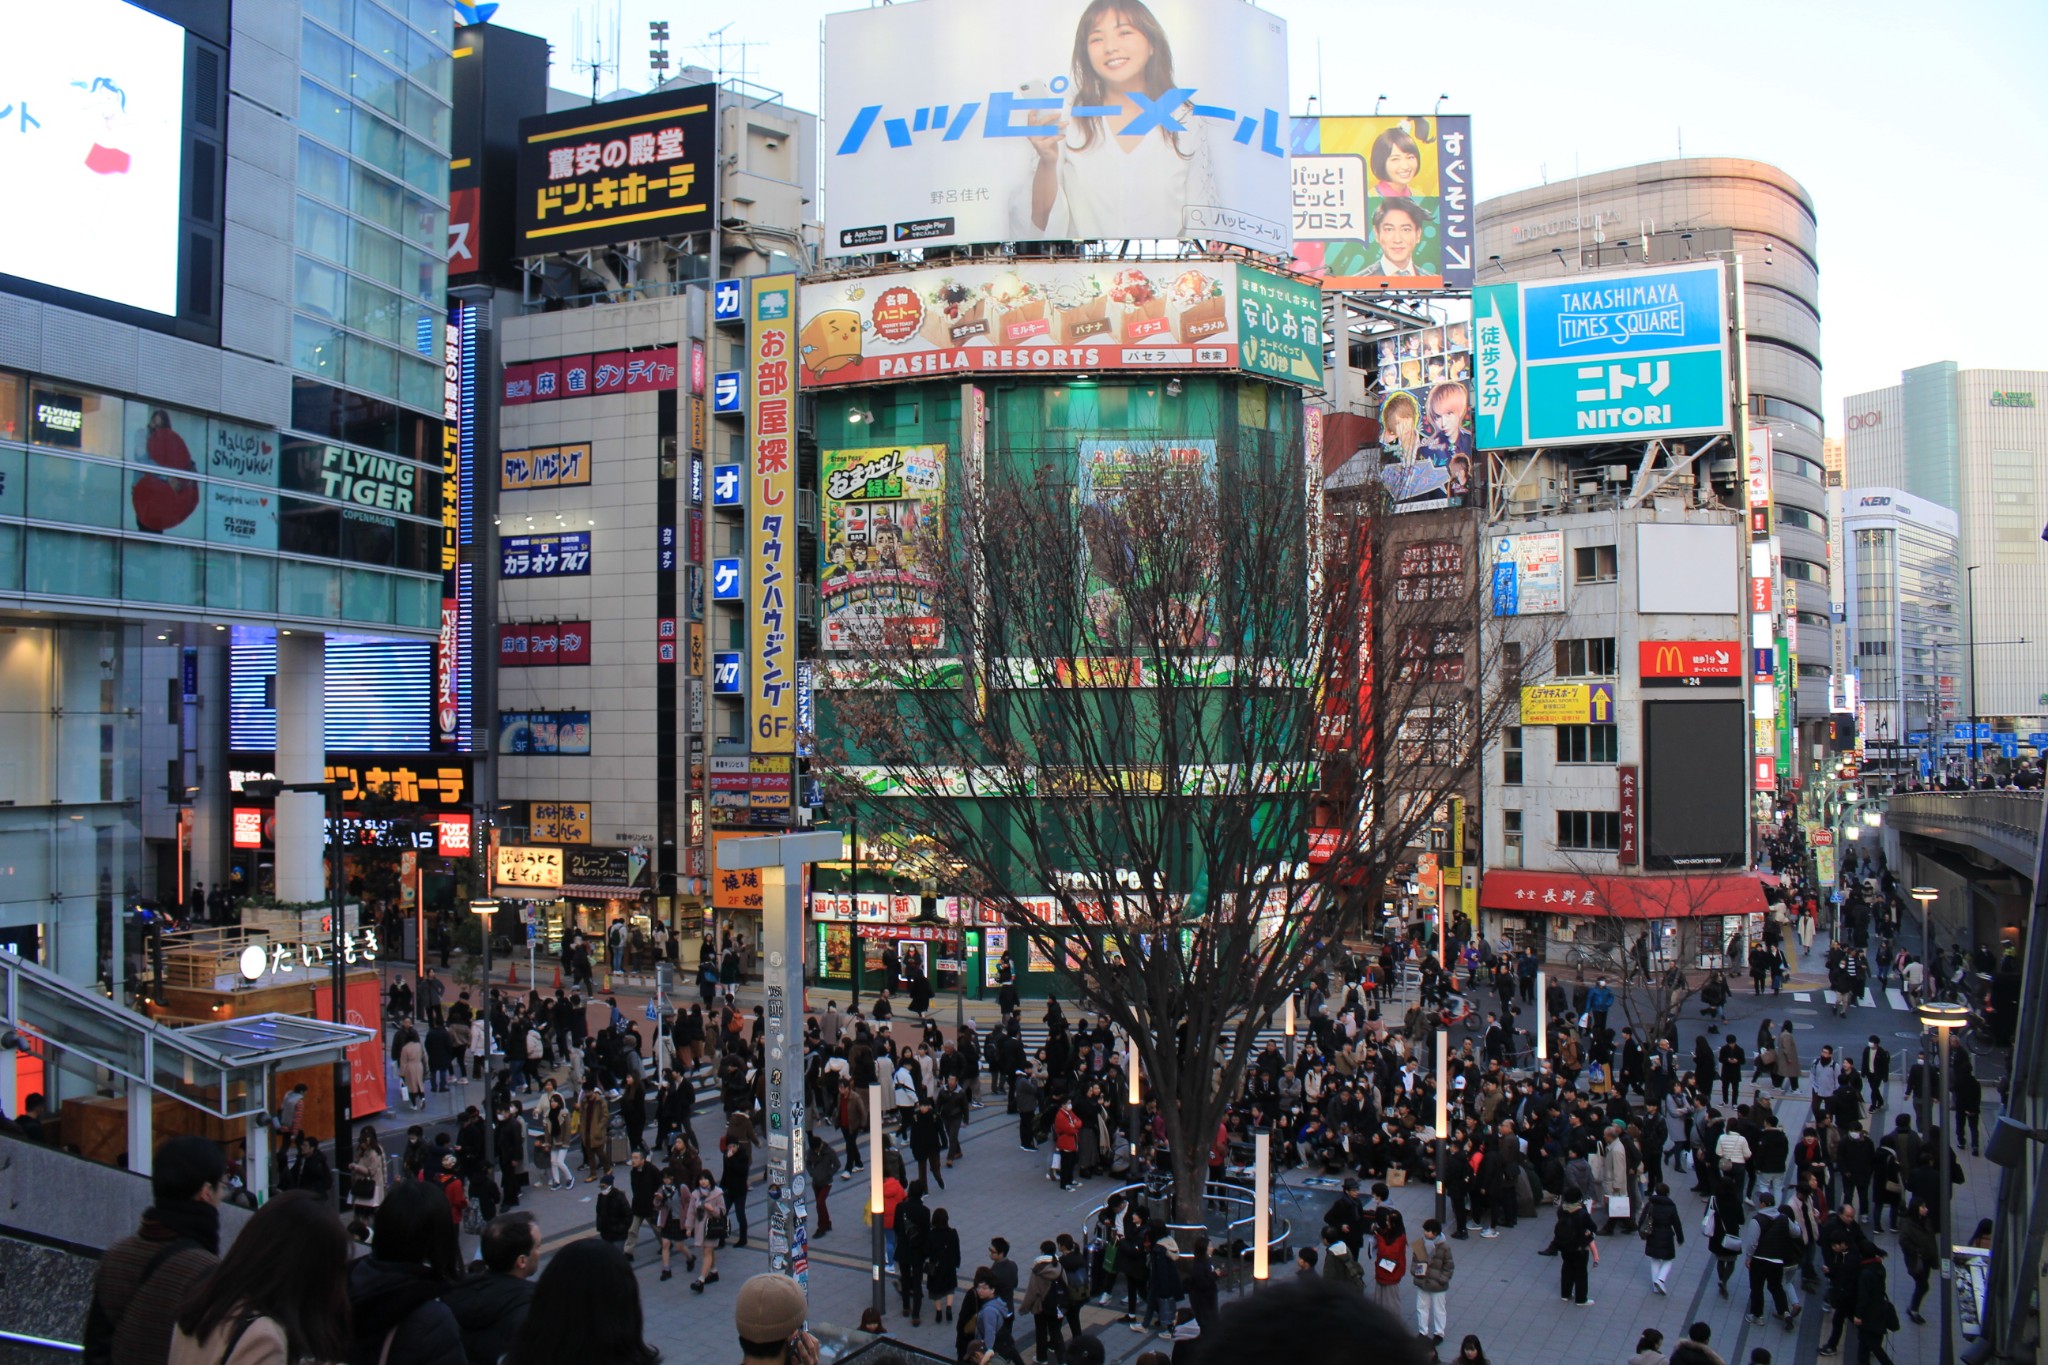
[1052,1098,1084,1192]
[431,1153,469,1231]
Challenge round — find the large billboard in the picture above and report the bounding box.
[748,275,799,754]
[822,0,1291,255]
[1290,115,1474,291]
[1474,261,1731,450]
[797,260,1319,388]
[1490,530,1563,615]
[513,85,715,256]
[1369,319,1475,511]
[1,0,187,315]
[820,444,946,651]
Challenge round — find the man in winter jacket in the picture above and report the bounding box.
[444,1214,538,1365]
[594,1172,633,1249]
[1410,1217,1454,1344]
[84,1138,225,1365]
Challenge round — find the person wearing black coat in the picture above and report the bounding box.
[1551,1195,1598,1306]
[1639,1183,1684,1295]
[894,1183,931,1325]
[1850,1245,1901,1365]
[442,1216,537,1365]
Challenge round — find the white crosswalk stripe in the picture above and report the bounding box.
[1793,992,1811,1002]
[1887,987,1911,1011]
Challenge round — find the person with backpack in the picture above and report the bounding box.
[895,1181,932,1326]
[1019,1240,1068,1363]
[1744,1192,1802,1327]
[85,1137,226,1365]
[1552,1192,1599,1307]
[970,1269,1025,1365]
[1851,1244,1902,1364]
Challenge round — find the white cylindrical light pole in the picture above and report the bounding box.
[869,1081,885,1318]
[1434,1025,1449,1224]
[1252,1129,1271,1281]
[1536,970,1548,1064]
[1284,994,1297,1063]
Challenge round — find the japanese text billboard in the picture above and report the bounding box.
[500,532,591,579]
[1289,115,1474,291]
[820,444,946,651]
[822,0,1291,255]
[797,260,1318,387]
[1473,261,1731,450]
[498,621,592,666]
[749,275,798,753]
[514,85,714,256]
[1490,530,1563,615]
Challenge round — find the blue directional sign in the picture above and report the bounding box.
[711,651,743,694]
[712,371,743,413]
[711,557,743,600]
[712,279,743,324]
[711,463,743,506]
[2028,732,2048,750]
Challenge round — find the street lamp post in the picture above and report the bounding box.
[1965,565,1980,789]
[1911,887,1939,998]
[1434,1025,1448,1226]
[1918,1000,1967,1365]
[470,899,499,1168]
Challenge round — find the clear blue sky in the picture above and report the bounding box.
[508,0,2048,416]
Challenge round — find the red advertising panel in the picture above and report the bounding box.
[1750,578,1773,613]
[1617,764,1639,865]
[447,186,480,277]
[502,363,535,405]
[309,975,389,1123]
[437,812,473,859]
[232,807,264,849]
[499,621,593,666]
[435,598,460,747]
[1637,640,1743,679]
[1752,754,1777,791]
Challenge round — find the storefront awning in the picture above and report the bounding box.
[558,884,648,901]
[1478,869,1771,920]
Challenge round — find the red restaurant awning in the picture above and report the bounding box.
[1478,869,1770,920]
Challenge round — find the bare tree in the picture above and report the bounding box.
[818,402,1533,1221]
[1547,862,1755,1044]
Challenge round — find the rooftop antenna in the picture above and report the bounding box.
[699,22,765,89]
[649,20,671,89]
[572,4,621,105]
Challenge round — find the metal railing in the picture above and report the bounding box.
[1886,791,2044,876]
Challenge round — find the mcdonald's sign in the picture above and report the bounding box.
[1638,640,1742,686]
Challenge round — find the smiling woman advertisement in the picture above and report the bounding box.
[1025,0,1219,241]
[822,0,1290,255]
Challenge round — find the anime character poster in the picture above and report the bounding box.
[819,444,947,651]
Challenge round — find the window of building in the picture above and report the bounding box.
[1993,450,2039,565]
[1573,544,1618,584]
[1557,724,1619,763]
[1502,810,1523,868]
[1783,557,1828,587]
[1555,637,1618,677]
[1557,809,1622,851]
[1503,726,1523,785]
[1501,640,1523,686]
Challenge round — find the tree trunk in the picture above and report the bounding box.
[1168,1114,1211,1226]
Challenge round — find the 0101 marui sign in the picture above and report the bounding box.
[1473,260,1731,451]
[822,0,1291,256]
[797,260,1319,387]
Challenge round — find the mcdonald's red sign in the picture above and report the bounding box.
[1638,640,1743,679]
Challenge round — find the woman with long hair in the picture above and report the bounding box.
[348,1128,387,1220]
[540,1093,574,1190]
[925,1206,961,1324]
[1025,0,1217,240]
[504,1240,658,1365]
[170,1192,351,1365]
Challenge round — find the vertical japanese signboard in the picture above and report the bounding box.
[749,274,798,753]
[1617,764,1639,865]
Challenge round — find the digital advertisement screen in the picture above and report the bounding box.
[0,0,188,315]
[1644,699,1746,870]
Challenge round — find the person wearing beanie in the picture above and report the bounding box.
[733,1274,817,1365]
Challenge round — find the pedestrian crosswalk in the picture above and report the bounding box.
[1789,988,1914,1011]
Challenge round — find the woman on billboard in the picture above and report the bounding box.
[1025,0,1219,240]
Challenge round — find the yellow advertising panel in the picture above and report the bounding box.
[529,801,591,845]
[500,443,593,491]
[748,273,797,753]
[1519,682,1616,726]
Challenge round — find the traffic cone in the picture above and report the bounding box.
[507,959,518,986]
[554,966,562,990]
